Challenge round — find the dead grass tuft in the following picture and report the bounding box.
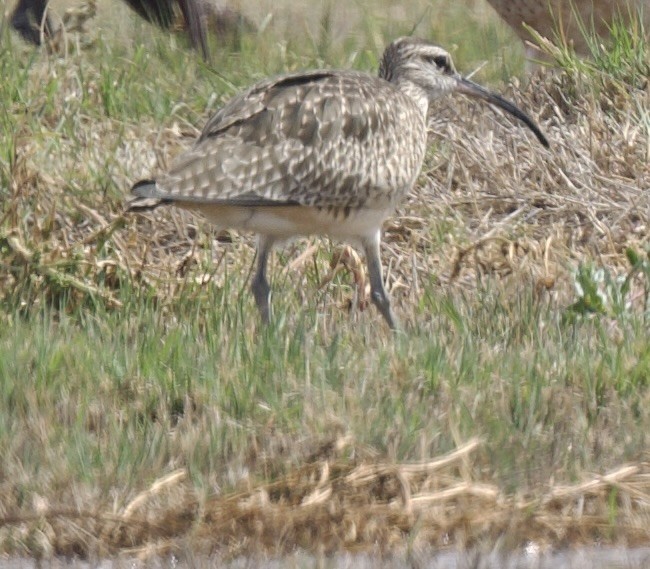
[1,441,649,559]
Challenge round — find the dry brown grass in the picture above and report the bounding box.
[2,440,650,559]
[420,72,648,283]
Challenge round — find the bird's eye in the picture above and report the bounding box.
[425,54,450,71]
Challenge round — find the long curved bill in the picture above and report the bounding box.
[455,76,549,148]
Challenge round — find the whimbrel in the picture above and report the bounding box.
[10,0,209,58]
[486,0,650,61]
[128,37,548,329]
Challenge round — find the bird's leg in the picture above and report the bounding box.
[361,231,398,330]
[252,235,274,324]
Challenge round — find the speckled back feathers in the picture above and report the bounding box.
[144,70,427,213]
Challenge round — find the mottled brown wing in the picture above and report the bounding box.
[197,71,337,141]
[156,70,426,210]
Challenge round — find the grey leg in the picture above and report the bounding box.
[251,235,274,324]
[361,230,398,330]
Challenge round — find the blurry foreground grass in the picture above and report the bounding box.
[0,0,649,560]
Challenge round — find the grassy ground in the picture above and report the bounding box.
[0,0,649,561]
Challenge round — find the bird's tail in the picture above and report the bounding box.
[126,179,171,212]
[120,0,209,61]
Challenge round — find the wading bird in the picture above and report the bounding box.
[128,37,549,329]
[9,0,208,58]
[486,0,650,61]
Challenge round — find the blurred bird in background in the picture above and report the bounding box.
[9,0,209,58]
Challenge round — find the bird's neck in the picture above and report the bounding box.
[395,79,430,117]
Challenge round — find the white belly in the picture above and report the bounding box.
[183,202,393,239]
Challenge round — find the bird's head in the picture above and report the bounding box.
[379,37,549,148]
[379,38,458,97]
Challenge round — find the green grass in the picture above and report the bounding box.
[1,265,648,496]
